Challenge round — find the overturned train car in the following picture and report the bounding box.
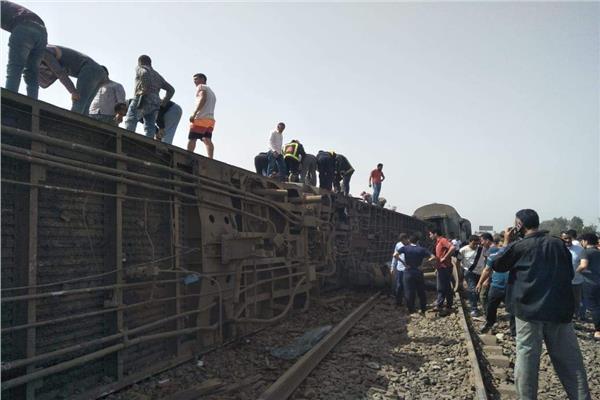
[413,203,472,242]
[0,89,428,399]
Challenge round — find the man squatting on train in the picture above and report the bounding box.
[3,1,394,200]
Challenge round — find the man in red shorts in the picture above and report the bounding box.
[188,73,216,158]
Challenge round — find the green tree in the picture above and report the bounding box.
[569,216,584,234]
[539,217,568,236]
[539,216,598,236]
[581,224,599,235]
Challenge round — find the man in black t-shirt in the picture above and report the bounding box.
[397,234,436,313]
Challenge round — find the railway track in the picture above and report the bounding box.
[112,275,600,400]
[110,287,491,400]
[462,295,600,400]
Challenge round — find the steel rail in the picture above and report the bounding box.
[257,292,380,400]
[455,292,489,400]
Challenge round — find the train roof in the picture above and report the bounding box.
[413,203,462,220]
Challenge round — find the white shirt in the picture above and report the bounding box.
[269,130,283,154]
[391,242,406,272]
[451,239,462,250]
[568,244,585,285]
[194,84,216,120]
[459,244,485,274]
[89,80,125,115]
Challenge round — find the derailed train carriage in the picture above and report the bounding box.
[0,89,429,399]
[413,203,472,242]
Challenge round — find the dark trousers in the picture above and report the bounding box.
[486,286,516,335]
[267,151,286,180]
[583,281,600,331]
[394,269,404,305]
[333,170,354,196]
[404,268,427,313]
[465,271,481,311]
[254,154,268,175]
[318,172,333,190]
[572,284,583,318]
[342,170,353,196]
[317,155,335,190]
[285,158,301,182]
[435,267,453,307]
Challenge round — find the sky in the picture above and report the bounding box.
[1,1,599,233]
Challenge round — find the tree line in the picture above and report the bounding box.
[539,216,598,237]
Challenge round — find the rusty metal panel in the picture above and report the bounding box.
[1,89,430,399]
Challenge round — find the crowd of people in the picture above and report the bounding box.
[4,4,598,398]
[253,123,387,204]
[2,1,215,157]
[3,0,390,205]
[391,208,598,400]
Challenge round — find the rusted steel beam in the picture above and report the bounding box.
[172,153,184,357]
[26,103,43,400]
[2,126,304,220]
[2,301,220,372]
[257,292,380,400]
[456,293,489,400]
[115,131,125,380]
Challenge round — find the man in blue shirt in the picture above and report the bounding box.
[397,234,436,313]
[391,233,409,306]
[477,246,515,335]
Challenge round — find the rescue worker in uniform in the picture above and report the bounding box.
[316,150,336,190]
[301,153,318,186]
[333,153,354,196]
[283,139,306,182]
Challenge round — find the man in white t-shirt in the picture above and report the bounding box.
[266,122,286,181]
[561,231,585,319]
[188,73,216,158]
[391,233,409,306]
[459,235,485,316]
[450,233,462,251]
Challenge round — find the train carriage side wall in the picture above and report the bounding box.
[0,89,429,399]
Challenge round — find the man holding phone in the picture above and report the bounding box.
[493,209,590,400]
